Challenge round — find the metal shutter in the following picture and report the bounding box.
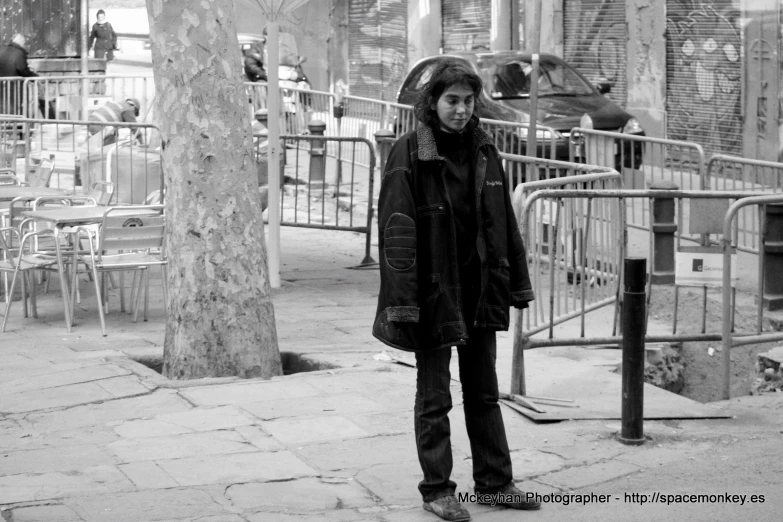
[665,0,742,157]
[442,0,491,53]
[563,0,627,108]
[348,0,408,101]
[380,0,408,101]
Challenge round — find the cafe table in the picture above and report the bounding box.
[0,186,69,225]
[20,206,160,327]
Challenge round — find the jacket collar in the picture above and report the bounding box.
[416,115,494,162]
[8,42,28,55]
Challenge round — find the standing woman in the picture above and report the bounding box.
[373,58,539,521]
[88,10,118,62]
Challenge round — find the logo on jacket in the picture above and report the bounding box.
[486,180,503,187]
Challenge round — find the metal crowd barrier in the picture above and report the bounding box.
[245,82,559,169]
[0,77,27,117]
[721,195,783,399]
[569,128,706,238]
[484,119,557,160]
[0,116,161,204]
[510,185,779,400]
[23,75,156,121]
[706,155,783,253]
[255,133,376,266]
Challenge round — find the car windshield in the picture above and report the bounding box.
[482,57,595,99]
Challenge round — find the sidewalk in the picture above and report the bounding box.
[1,226,781,521]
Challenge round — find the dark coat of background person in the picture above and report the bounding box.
[0,40,36,78]
[0,38,55,118]
[89,20,118,61]
[244,46,266,82]
[372,117,535,352]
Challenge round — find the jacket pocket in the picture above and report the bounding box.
[417,203,445,217]
[426,273,442,302]
[384,213,416,272]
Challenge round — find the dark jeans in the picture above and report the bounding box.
[414,329,513,502]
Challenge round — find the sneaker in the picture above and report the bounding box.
[476,483,541,510]
[423,495,471,521]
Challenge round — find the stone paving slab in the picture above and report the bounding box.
[118,461,179,490]
[262,415,370,444]
[0,376,150,414]
[178,379,324,407]
[0,364,131,395]
[0,504,83,522]
[0,465,134,504]
[65,488,229,522]
[241,392,386,420]
[0,444,116,476]
[154,450,318,486]
[536,460,641,490]
[225,477,377,511]
[295,434,414,471]
[21,390,192,432]
[108,430,258,462]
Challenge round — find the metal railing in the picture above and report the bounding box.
[0,116,161,204]
[721,195,783,399]
[510,185,782,399]
[0,77,27,117]
[255,133,376,266]
[706,155,783,253]
[569,128,706,239]
[23,75,156,121]
[484,118,557,160]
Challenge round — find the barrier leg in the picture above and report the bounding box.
[619,257,646,446]
[510,308,528,395]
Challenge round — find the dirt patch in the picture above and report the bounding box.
[647,285,780,402]
[130,351,340,377]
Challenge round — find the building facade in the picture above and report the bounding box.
[240,0,782,162]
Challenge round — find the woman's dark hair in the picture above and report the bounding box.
[414,57,483,126]
[97,9,105,17]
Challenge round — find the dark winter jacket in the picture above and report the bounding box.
[0,42,37,78]
[372,117,535,352]
[89,22,117,52]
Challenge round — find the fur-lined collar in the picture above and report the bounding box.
[416,116,494,162]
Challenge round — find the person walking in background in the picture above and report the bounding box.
[88,10,118,62]
[243,44,267,83]
[0,34,37,115]
[372,57,540,521]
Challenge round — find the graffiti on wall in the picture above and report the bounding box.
[666,2,741,155]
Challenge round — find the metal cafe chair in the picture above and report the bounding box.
[0,224,71,333]
[76,205,167,336]
[0,170,21,185]
[27,196,99,299]
[88,180,116,206]
[24,157,55,188]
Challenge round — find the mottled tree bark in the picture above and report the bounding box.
[146,0,282,379]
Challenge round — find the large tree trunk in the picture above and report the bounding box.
[146,0,282,379]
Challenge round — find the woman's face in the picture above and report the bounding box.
[97,14,106,23]
[433,83,475,132]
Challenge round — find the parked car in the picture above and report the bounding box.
[397,52,644,169]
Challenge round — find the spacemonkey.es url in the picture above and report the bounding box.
[624,492,765,506]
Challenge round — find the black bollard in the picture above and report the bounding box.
[620,257,647,446]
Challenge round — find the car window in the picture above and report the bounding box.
[487,58,595,99]
[399,62,438,103]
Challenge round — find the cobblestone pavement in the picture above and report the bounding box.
[0,226,781,521]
